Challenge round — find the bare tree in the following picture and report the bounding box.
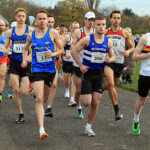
[85,0,101,11]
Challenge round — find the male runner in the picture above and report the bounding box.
[22,10,64,140]
[3,8,33,124]
[71,12,95,119]
[63,21,79,106]
[44,14,60,118]
[0,20,7,102]
[103,11,134,120]
[132,33,150,135]
[72,16,115,136]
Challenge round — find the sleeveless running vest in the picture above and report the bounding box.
[0,32,6,57]
[106,27,125,64]
[140,33,150,76]
[83,34,109,70]
[64,32,73,62]
[31,28,56,73]
[73,27,86,67]
[11,25,29,62]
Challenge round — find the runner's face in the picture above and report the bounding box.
[84,18,94,29]
[0,21,5,33]
[71,23,79,32]
[94,19,106,35]
[36,13,48,29]
[110,13,121,27]
[55,27,60,34]
[15,11,26,24]
[47,17,55,28]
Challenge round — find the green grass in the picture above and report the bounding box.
[117,61,141,92]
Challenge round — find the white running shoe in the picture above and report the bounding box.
[85,127,95,137]
[64,90,70,98]
[68,100,76,107]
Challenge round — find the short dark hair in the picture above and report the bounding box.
[48,14,55,19]
[55,25,59,28]
[110,10,121,18]
[15,8,27,15]
[60,24,65,27]
[36,9,48,18]
[95,16,106,21]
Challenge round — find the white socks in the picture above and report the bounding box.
[47,105,51,109]
[134,113,139,123]
[76,105,82,110]
[39,127,45,135]
[86,123,91,129]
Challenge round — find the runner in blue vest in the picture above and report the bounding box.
[3,8,33,124]
[72,16,115,136]
[21,10,64,140]
[0,20,7,102]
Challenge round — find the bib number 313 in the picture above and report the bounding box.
[13,43,25,53]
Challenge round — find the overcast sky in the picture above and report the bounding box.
[27,0,150,16]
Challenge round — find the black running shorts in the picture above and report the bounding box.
[81,69,104,95]
[73,66,82,78]
[138,75,150,97]
[106,63,124,78]
[62,60,73,74]
[30,72,56,87]
[10,59,30,78]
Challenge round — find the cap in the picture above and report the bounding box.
[11,21,17,28]
[85,12,95,19]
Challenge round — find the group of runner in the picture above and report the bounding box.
[0,7,149,140]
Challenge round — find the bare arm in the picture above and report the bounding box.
[21,33,32,68]
[63,34,69,47]
[71,36,89,68]
[122,29,134,57]
[132,35,150,61]
[3,29,12,56]
[28,26,34,33]
[106,39,115,63]
[46,29,64,57]
[70,29,81,50]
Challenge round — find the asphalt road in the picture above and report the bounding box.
[0,80,150,150]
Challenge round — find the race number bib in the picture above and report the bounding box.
[36,51,52,63]
[91,52,106,63]
[112,39,120,48]
[13,43,25,53]
[66,50,71,55]
[0,44,4,52]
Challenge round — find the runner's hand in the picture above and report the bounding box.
[45,47,54,58]
[80,65,88,74]
[105,54,110,63]
[3,48,9,57]
[21,61,27,68]
[122,50,129,57]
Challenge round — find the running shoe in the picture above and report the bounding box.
[40,132,48,140]
[85,126,95,137]
[115,113,123,121]
[16,116,25,124]
[68,100,76,107]
[7,92,13,99]
[0,95,2,103]
[132,121,140,135]
[44,108,53,118]
[77,109,84,119]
